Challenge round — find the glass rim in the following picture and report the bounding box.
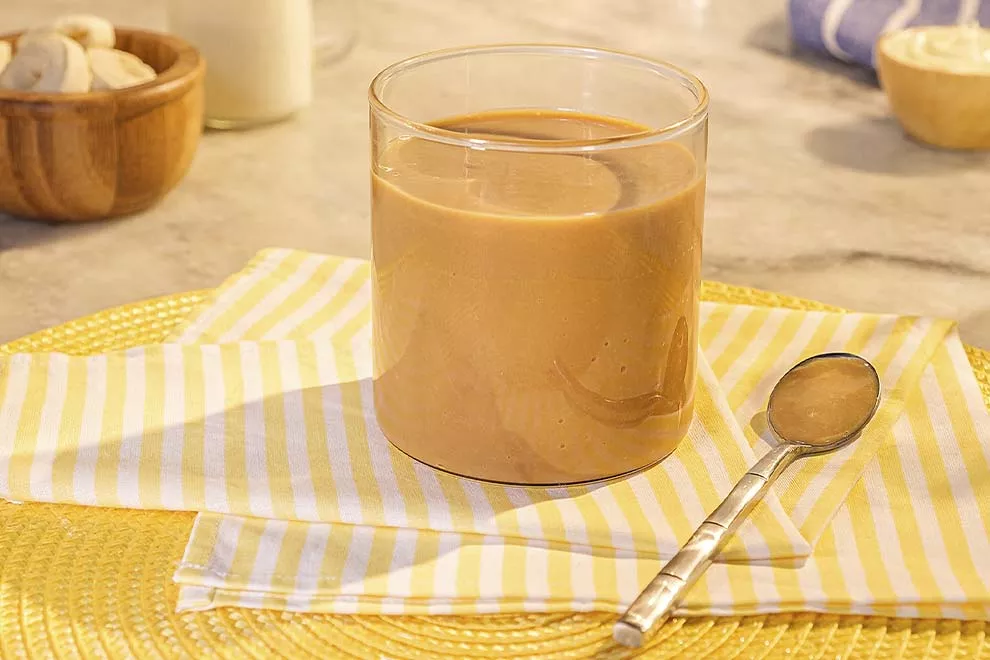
[368,44,709,153]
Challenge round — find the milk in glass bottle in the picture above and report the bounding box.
[167,0,313,129]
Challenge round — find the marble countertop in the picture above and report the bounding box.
[2,0,989,347]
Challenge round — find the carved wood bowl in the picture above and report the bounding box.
[0,28,205,222]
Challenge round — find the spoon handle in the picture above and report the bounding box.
[613,444,799,648]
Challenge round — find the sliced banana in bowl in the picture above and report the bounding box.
[89,47,157,90]
[53,14,115,49]
[0,14,159,94]
[0,33,92,93]
[0,24,204,220]
[19,14,115,50]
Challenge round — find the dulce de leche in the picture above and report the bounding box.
[371,110,705,484]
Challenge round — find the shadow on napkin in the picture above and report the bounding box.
[0,342,809,563]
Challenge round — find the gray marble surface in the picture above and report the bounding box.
[1,0,989,347]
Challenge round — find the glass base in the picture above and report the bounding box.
[204,111,299,131]
[384,433,679,488]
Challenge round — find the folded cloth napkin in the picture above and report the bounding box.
[174,337,990,619]
[2,249,987,619]
[789,0,990,68]
[166,252,989,618]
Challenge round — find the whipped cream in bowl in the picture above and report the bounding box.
[876,22,990,149]
[880,22,990,75]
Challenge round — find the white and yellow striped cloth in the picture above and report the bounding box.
[1,249,988,618]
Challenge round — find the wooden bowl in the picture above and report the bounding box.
[876,29,990,150]
[0,28,205,221]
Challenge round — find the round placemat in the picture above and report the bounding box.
[1,283,988,659]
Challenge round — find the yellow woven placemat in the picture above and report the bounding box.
[1,283,988,659]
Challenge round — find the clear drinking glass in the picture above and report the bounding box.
[370,45,708,485]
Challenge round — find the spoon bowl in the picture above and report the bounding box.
[767,352,881,454]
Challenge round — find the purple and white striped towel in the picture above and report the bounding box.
[789,0,990,68]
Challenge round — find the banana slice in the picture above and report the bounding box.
[88,48,157,90]
[18,14,115,50]
[16,30,51,50]
[52,14,115,49]
[0,33,92,93]
[0,41,11,77]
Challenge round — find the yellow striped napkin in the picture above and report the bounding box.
[3,249,987,619]
[175,338,990,619]
[0,338,803,558]
[163,249,983,618]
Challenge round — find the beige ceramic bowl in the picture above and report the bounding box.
[0,28,205,222]
[876,27,990,150]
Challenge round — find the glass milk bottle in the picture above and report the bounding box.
[167,0,313,129]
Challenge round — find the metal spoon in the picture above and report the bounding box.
[613,352,881,648]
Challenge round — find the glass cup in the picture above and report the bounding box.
[370,45,708,485]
